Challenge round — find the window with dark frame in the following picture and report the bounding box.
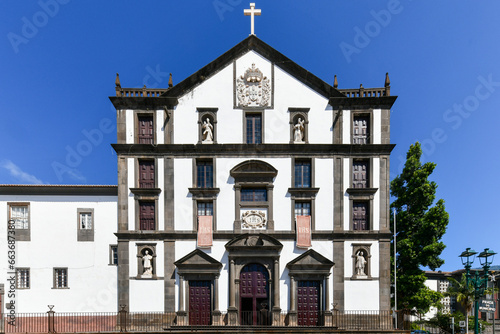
[54,268,68,288]
[352,160,369,188]
[246,114,262,144]
[110,245,118,265]
[197,202,213,216]
[294,160,311,188]
[139,160,155,188]
[139,201,155,230]
[295,201,311,217]
[197,161,213,188]
[241,188,267,202]
[353,202,369,230]
[138,115,154,144]
[16,268,30,289]
[353,115,369,144]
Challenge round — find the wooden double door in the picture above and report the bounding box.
[240,263,270,325]
[297,280,320,326]
[189,280,211,325]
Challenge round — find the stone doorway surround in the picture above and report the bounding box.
[225,233,283,325]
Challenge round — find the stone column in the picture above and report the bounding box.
[212,275,221,325]
[324,275,333,326]
[177,275,187,324]
[288,275,297,326]
[228,259,238,325]
[272,259,281,325]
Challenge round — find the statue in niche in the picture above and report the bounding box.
[202,118,213,143]
[142,249,153,278]
[293,118,305,143]
[355,250,367,276]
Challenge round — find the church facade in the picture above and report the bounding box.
[111,35,396,325]
[0,34,396,327]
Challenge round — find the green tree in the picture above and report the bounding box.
[391,142,449,315]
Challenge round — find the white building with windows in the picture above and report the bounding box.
[1,32,396,327]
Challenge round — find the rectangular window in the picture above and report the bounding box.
[352,160,369,188]
[241,188,267,202]
[295,201,311,217]
[294,160,311,188]
[139,160,155,188]
[197,202,214,216]
[197,161,213,188]
[10,205,29,229]
[246,114,262,144]
[138,115,154,144]
[139,201,155,230]
[9,203,30,241]
[353,115,369,144]
[110,245,118,265]
[54,268,68,289]
[353,202,369,230]
[79,212,92,229]
[16,268,30,289]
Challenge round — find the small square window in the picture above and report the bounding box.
[197,202,213,216]
[295,202,311,217]
[16,268,30,289]
[54,268,68,289]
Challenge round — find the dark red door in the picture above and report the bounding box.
[353,202,368,230]
[139,160,155,188]
[353,160,368,188]
[297,280,320,326]
[139,202,155,230]
[189,280,211,325]
[240,263,269,325]
[138,115,154,144]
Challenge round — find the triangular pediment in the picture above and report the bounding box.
[174,249,222,273]
[225,233,283,251]
[287,249,334,272]
[163,35,343,99]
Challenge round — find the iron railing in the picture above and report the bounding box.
[1,310,404,333]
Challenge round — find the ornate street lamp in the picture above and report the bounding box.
[459,248,496,334]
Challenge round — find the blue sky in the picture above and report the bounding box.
[1,1,499,272]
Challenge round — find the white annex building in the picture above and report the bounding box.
[0,8,397,327]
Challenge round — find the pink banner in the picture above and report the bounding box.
[197,216,213,248]
[296,215,311,248]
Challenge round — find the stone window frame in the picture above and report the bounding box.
[134,198,159,231]
[350,157,372,189]
[230,161,277,232]
[135,158,159,189]
[16,267,30,289]
[289,108,309,144]
[109,245,118,266]
[53,267,69,289]
[351,244,372,279]
[197,108,218,144]
[136,243,158,280]
[77,208,94,242]
[351,111,373,145]
[189,157,219,232]
[135,110,156,145]
[7,202,30,241]
[289,158,319,231]
[243,109,265,144]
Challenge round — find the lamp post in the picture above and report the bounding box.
[459,248,496,334]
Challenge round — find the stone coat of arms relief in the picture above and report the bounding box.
[236,63,271,107]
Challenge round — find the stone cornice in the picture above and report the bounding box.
[0,185,117,196]
[329,96,397,109]
[112,143,395,157]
